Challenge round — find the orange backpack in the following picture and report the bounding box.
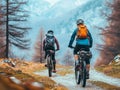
[77,24,88,38]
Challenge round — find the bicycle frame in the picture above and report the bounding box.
[75,49,90,87]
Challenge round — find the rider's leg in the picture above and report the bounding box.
[52,53,56,72]
[53,61,56,71]
[74,45,80,67]
[86,64,90,72]
[44,51,48,67]
[86,59,90,79]
[86,50,92,72]
[74,45,80,64]
[74,54,78,61]
[84,47,90,78]
[86,64,90,79]
[45,51,47,58]
[74,55,79,65]
[86,58,90,71]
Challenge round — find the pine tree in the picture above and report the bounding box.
[0,4,6,57]
[0,0,30,58]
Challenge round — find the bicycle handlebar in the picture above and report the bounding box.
[68,46,75,49]
[46,49,59,54]
[55,49,59,51]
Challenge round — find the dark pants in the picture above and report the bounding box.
[74,44,90,64]
[44,46,56,65]
[45,51,56,64]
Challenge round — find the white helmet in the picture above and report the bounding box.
[76,19,84,25]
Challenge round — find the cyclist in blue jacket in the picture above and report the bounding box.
[68,19,93,79]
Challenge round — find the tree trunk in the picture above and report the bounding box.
[6,0,9,58]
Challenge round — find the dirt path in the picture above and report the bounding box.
[35,69,103,90]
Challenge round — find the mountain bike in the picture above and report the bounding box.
[75,49,92,87]
[46,50,55,77]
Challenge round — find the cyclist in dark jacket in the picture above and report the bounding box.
[43,30,60,73]
[68,19,93,79]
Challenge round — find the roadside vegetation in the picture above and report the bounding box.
[90,61,120,90]
[90,81,120,90]
[95,62,120,78]
[0,58,68,90]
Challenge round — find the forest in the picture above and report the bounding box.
[0,0,120,90]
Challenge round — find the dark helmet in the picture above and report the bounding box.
[76,19,84,25]
[47,30,54,34]
[46,30,54,36]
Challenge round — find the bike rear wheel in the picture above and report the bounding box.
[47,56,52,77]
[75,63,81,84]
[75,69,81,84]
[81,61,86,87]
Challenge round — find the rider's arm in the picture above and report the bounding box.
[87,30,93,48]
[68,29,77,46]
[54,37,60,50]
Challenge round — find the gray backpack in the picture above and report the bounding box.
[45,35,55,47]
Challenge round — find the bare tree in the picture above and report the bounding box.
[0,4,6,58]
[32,28,45,63]
[0,30,6,57]
[95,0,120,66]
[62,49,74,66]
[0,0,30,58]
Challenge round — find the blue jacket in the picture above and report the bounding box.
[68,28,93,47]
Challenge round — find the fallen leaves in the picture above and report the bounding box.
[0,58,68,90]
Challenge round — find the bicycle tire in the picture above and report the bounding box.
[75,68,81,84]
[47,56,52,77]
[75,62,81,84]
[81,61,86,87]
